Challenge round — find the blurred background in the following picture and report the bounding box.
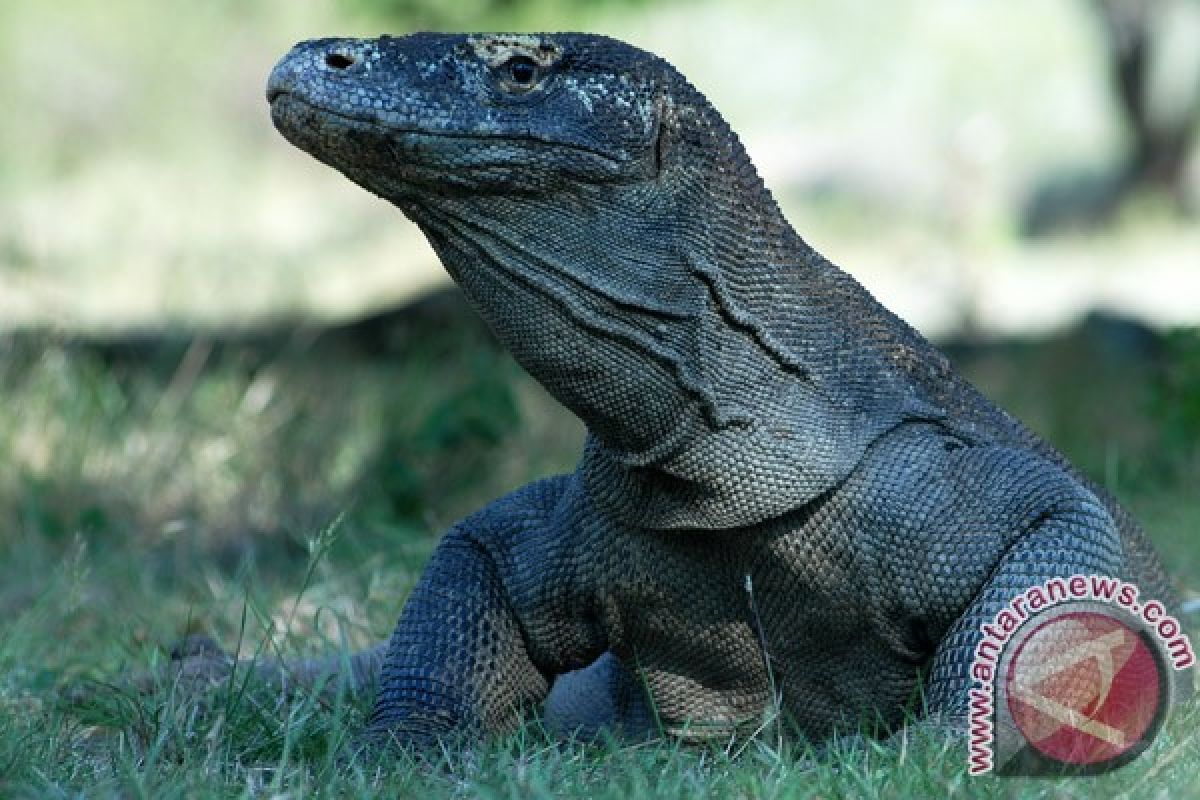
[1,0,1197,694]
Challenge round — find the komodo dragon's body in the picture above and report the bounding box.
[254,32,1186,747]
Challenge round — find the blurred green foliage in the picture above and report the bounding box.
[348,0,649,29]
[375,344,524,519]
[1156,329,1200,462]
[0,306,572,572]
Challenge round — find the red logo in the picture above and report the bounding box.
[1004,610,1165,768]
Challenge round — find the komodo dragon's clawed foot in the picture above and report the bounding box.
[63,634,386,719]
[58,633,239,714]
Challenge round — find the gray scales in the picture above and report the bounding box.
[189,32,1188,748]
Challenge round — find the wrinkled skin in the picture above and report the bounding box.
[159,33,1188,749]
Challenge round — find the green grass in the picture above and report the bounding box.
[0,316,1197,798]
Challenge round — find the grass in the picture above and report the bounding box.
[0,310,1197,798]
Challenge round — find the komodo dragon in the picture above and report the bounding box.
[188,32,1187,749]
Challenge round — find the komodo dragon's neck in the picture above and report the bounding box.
[402,109,946,530]
[268,33,956,529]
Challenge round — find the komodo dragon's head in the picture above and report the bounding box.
[267,33,774,456]
[268,33,667,191]
[267,33,930,529]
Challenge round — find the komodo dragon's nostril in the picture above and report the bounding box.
[326,52,356,70]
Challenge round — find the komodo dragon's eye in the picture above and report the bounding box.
[501,55,541,90]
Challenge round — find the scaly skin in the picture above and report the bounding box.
[258,33,1186,747]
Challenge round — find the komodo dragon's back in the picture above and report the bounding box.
[252,32,1190,756]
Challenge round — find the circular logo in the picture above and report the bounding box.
[1004,610,1167,768]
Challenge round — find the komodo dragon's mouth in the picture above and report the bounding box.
[267,89,627,168]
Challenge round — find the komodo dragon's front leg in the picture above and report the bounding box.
[367,527,547,741]
[364,476,606,743]
[849,429,1142,725]
[922,491,1127,719]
